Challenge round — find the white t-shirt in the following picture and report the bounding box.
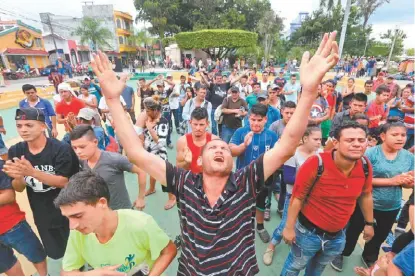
[260,80,272,92]
[168,86,180,110]
[78,94,98,113]
[236,83,252,100]
[99,96,126,126]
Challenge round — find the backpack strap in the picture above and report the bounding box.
[360,156,369,179]
[304,153,324,204]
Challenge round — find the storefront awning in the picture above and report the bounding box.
[2,48,48,56]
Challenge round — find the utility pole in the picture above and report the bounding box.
[45,14,59,58]
[386,27,399,71]
[338,0,352,59]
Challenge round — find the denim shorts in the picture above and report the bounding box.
[0,220,46,273]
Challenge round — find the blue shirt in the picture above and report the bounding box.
[393,242,414,276]
[93,126,109,151]
[365,145,414,211]
[283,82,301,103]
[230,126,278,170]
[244,106,281,130]
[19,97,56,129]
[121,86,135,109]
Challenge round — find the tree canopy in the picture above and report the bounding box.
[72,17,113,50]
[175,29,258,59]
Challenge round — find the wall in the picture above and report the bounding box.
[0,26,45,50]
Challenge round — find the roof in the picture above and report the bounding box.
[0,26,19,37]
[2,48,48,56]
[77,45,90,51]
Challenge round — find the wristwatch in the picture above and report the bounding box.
[364,219,377,227]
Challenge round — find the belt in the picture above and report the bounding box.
[298,212,341,238]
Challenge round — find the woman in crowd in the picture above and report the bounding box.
[77,85,101,126]
[342,78,356,111]
[263,124,322,266]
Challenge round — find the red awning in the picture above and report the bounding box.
[3,48,48,56]
[105,51,120,55]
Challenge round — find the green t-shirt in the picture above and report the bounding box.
[62,209,170,273]
[246,94,258,109]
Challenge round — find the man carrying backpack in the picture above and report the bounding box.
[281,121,375,276]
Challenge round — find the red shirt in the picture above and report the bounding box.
[292,151,373,232]
[186,133,212,174]
[366,101,387,128]
[55,97,85,118]
[0,201,25,235]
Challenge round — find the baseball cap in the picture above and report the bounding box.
[58,82,73,92]
[387,75,394,79]
[166,73,172,78]
[279,70,284,73]
[15,108,45,122]
[77,108,96,121]
[84,77,91,81]
[257,93,268,100]
[230,86,239,93]
[271,84,281,90]
[156,81,164,87]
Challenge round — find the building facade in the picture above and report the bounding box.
[289,12,309,37]
[0,20,50,70]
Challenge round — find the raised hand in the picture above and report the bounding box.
[244,131,254,147]
[183,147,193,164]
[91,51,127,100]
[300,32,339,94]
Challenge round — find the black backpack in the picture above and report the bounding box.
[304,153,369,203]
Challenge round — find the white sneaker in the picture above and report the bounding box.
[263,248,275,266]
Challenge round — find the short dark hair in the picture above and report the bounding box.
[282,101,297,110]
[252,82,260,87]
[22,84,36,93]
[324,79,336,86]
[250,104,268,117]
[180,75,186,79]
[80,85,89,91]
[215,73,222,78]
[191,107,209,121]
[364,80,374,86]
[303,124,321,137]
[70,125,96,141]
[290,74,297,78]
[54,171,110,207]
[376,84,390,95]
[333,121,368,140]
[352,113,369,122]
[352,93,368,103]
[138,78,146,82]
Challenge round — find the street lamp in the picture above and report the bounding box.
[386,25,399,71]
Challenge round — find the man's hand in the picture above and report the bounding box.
[133,198,145,211]
[244,131,254,147]
[51,128,58,138]
[282,227,296,245]
[300,32,339,94]
[86,265,125,276]
[392,174,413,186]
[91,51,127,100]
[363,225,374,241]
[145,120,157,130]
[0,127,6,135]
[3,157,35,177]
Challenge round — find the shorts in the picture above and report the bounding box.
[37,221,70,260]
[0,220,46,273]
[321,119,332,139]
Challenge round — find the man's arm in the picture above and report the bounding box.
[230,70,248,86]
[176,136,190,169]
[91,52,167,186]
[264,32,339,180]
[148,241,177,276]
[0,188,15,205]
[358,192,375,241]
[56,113,67,124]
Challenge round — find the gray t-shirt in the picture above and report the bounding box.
[269,119,286,138]
[81,151,133,210]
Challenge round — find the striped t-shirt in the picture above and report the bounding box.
[164,155,265,276]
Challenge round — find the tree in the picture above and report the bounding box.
[175,29,257,59]
[257,10,284,63]
[406,48,415,56]
[381,29,407,57]
[132,29,154,61]
[72,17,113,51]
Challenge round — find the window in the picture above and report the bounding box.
[125,21,130,31]
[116,18,121,29]
[119,36,124,45]
[35,38,43,47]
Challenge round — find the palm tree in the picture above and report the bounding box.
[132,29,154,63]
[72,17,113,51]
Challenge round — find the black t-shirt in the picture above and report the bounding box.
[8,138,79,227]
[208,82,231,109]
[158,88,173,113]
[274,77,287,87]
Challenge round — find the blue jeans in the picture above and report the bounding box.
[163,111,172,145]
[178,105,183,123]
[271,193,292,245]
[171,109,180,131]
[280,221,346,276]
[0,220,46,273]
[221,125,237,143]
[211,108,218,135]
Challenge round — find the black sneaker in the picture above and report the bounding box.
[277,209,283,219]
[257,228,271,243]
[264,208,271,221]
[330,255,343,272]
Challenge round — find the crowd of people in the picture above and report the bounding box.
[0,32,414,276]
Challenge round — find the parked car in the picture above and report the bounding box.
[390,73,413,81]
[40,65,56,76]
